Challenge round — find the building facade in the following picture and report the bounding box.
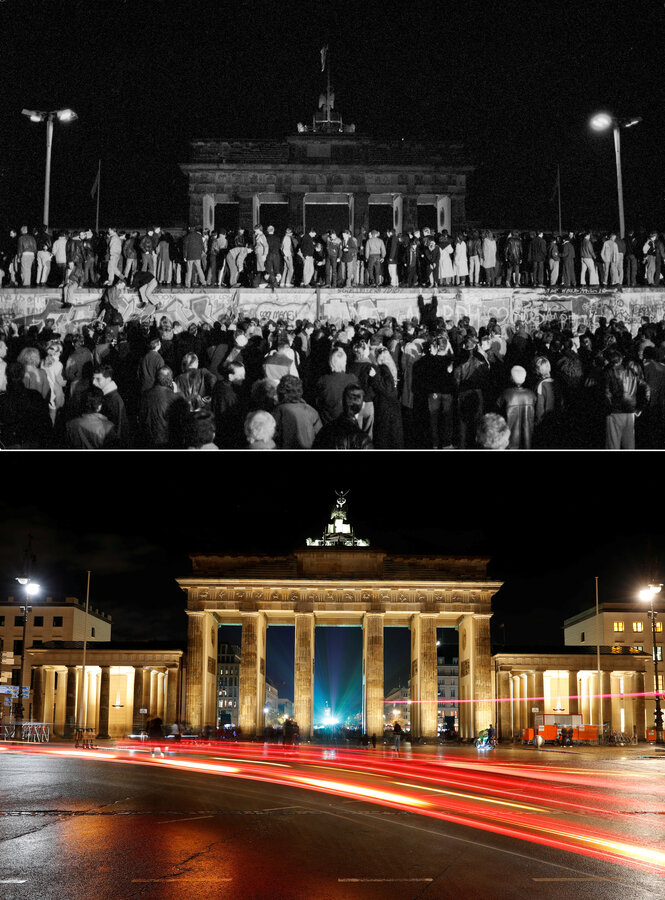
[0,595,112,687]
[218,641,240,725]
[180,93,473,237]
[22,642,184,739]
[564,600,664,735]
[437,653,459,734]
[493,646,650,740]
[178,495,499,740]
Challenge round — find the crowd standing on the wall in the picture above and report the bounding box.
[3,222,665,291]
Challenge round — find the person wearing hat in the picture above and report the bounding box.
[453,334,491,449]
[497,365,537,449]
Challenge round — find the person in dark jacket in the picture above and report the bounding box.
[183,227,205,287]
[497,365,537,449]
[560,233,577,286]
[138,366,181,448]
[313,384,373,449]
[272,375,322,448]
[412,337,456,448]
[453,336,491,448]
[211,360,248,449]
[369,347,404,449]
[529,231,547,286]
[0,361,52,448]
[314,348,359,425]
[603,348,650,449]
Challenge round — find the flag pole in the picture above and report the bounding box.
[557,164,562,235]
[95,160,101,233]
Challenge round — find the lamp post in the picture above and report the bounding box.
[21,108,78,228]
[14,577,40,739]
[639,583,663,744]
[589,112,641,240]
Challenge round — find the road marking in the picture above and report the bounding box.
[0,880,28,884]
[339,878,433,883]
[132,878,232,883]
[159,814,215,824]
[532,878,623,882]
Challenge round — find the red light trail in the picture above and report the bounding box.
[1,741,663,875]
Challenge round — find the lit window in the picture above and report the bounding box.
[655,647,663,662]
[613,621,624,632]
[633,622,644,633]
[656,622,663,633]
[656,675,664,692]
[633,646,643,652]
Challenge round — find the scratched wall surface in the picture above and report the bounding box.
[1,285,661,334]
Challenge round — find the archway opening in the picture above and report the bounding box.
[314,625,362,741]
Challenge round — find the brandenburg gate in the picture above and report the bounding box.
[179,495,501,739]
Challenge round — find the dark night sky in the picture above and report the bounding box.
[1,459,662,715]
[2,0,665,230]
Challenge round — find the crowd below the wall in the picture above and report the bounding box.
[0,288,663,450]
[3,222,665,293]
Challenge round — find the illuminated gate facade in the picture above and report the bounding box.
[179,498,501,740]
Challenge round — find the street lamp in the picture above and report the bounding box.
[14,576,40,738]
[589,112,642,240]
[639,583,663,745]
[21,107,78,228]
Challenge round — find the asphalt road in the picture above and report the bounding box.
[0,743,663,900]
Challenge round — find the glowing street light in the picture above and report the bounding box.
[589,112,641,239]
[639,583,663,745]
[14,576,40,737]
[21,107,78,228]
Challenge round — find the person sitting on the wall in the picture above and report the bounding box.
[133,268,159,308]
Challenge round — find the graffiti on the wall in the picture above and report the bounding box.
[0,285,662,335]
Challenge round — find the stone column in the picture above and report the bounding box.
[185,611,205,731]
[97,666,111,739]
[288,194,303,234]
[410,614,438,739]
[87,670,98,732]
[512,674,522,733]
[149,669,157,716]
[568,670,579,716]
[362,613,384,739]
[294,613,315,740]
[238,194,254,231]
[497,669,512,740]
[165,666,179,726]
[473,616,493,734]
[600,670,611,731]
[634,671,646,740]
[31,666,44,723]
[65,666,77,738]
[354,191,369,235]
[239,612,266,738]
[520,673,529,732]
[133,668,145,732]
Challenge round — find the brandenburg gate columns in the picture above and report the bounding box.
[238,612,267,738]
[363,613,384,739]
[294,613,315,740]
[185,610,218,732]
[410,614,438,740]
[459,614,493,739]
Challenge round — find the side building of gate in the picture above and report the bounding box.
[179,543,501,740]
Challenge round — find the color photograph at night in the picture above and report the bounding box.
[1,0,665,898]
[0,481,664,898]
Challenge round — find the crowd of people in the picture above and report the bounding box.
[4,221,665,291]
[0,283,662,449]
